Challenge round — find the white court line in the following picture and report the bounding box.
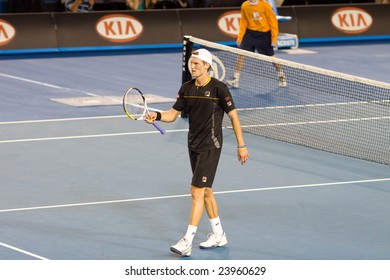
[239,116,390,129]
[0,110,165,126]
[0,115,125,125]
[0,115,188,144]
[239,99,390,111]
[0,242,49,260]
[0,129,189,144]
[1,178,388,260]
[0,73,98,97]
[0,178,389,214]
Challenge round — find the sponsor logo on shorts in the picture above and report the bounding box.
[202,176,207,183]
[331,7,373,34]
[96,14,143,43]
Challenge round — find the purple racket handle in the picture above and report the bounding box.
[152,122,166,134]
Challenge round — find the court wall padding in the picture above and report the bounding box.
[0,4,389,54]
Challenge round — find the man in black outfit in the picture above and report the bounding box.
[146,49,249,257]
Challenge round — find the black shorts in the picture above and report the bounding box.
[189,149,222,188]
[240,29,274,56]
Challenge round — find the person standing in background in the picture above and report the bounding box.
[227,0,286,88]
[64,0,94,12]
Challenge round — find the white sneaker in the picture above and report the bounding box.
[278,75,287,87]
[226,78,239,88]
[170,238,192,257]
[199,232,228,249]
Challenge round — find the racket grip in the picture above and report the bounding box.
[152,122,166,134]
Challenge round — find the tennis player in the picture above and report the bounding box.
[146,49,249,257]
[227,0,286,88]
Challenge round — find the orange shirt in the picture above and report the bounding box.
[237,0,279,45]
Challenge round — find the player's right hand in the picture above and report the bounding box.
[144,113,156,124]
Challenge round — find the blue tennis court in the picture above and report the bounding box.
[0,41,390,264]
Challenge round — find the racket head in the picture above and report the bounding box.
[122,87,147,120]
[122,87,166,135]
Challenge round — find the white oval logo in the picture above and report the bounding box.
[331,7,373,34]
[217,11,241,38]
[96,14,143,43]
[0,19,16,46]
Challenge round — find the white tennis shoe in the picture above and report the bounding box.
[199,232,228,249]
[170,238,192,257]
[226,78,240,88]
[278,74,287,87]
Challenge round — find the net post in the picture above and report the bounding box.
[181,36,193,118]
[182,35,193,84]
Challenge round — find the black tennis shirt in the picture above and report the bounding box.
[173,77,236,152]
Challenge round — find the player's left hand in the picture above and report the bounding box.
[237,147,249,165]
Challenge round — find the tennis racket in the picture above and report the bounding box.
[122,87,166,134]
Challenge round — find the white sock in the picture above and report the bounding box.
[277,69,284,77]
[184,225,197,244]
[233,72,240,80]
[210,217,223,235]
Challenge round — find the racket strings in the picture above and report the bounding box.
[122,87,165,134]
[124,90,147,120]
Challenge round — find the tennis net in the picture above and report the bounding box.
[182,36,390,165]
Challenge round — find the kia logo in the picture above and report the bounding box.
[217,11,241,38]
[0,19,16,46]
[96,14,143,43]
[331,7,373,34]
